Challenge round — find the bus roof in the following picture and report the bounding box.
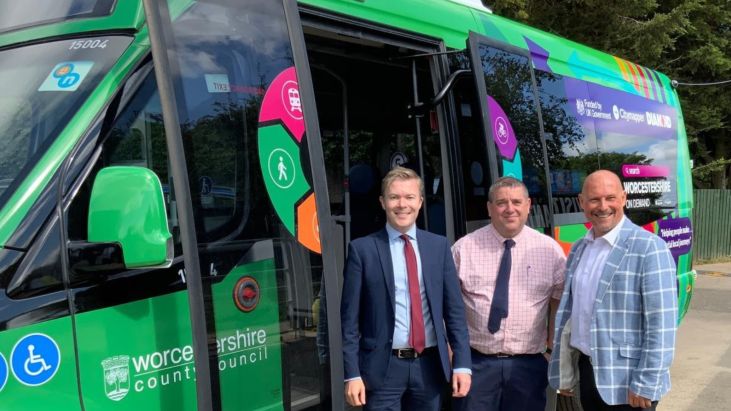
[299,0,677,106]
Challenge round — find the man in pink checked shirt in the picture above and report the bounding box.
[452,177,566,411]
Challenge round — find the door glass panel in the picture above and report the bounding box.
[450,52,494,233]
[165,1,327,409]
[473,42,552,231]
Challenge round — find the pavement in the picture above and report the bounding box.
[660,262,731,410]
[692,262,731,277]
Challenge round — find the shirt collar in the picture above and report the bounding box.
[386,223,417,241]
[586,215,625,246]
[487,223,526,244]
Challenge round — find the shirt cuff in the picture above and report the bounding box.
[453,368,471,375]
[344,376,362,383]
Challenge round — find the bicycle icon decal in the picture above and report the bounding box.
[10,333,60,386]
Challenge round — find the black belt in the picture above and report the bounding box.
[392,346,437,359]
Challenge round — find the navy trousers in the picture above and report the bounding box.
[364,349,444,411]
[452,349,547,411]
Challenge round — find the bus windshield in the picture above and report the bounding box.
[0,0,117,34]
[0,35,132,208]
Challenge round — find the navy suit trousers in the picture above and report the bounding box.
[365,349,444,411]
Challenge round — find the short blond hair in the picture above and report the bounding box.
[381,166,424,198]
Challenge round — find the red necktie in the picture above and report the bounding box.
[401,234,426,353]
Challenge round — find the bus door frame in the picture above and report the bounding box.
[298,6,461,244]
[142,0,341,409]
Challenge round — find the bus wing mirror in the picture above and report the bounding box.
[85,166,173,269]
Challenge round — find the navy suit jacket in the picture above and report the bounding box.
[341,228,471,390]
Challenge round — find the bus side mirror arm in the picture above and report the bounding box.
[67,241,126,277]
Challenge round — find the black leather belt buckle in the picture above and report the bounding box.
[393,348,418,359]
[495,353,511,358]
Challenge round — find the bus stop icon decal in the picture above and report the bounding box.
[10,333,60,386]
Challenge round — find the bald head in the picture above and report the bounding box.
[579,170,627,237]
[582,170,622,193]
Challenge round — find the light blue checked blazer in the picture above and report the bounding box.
[548,218,677,405]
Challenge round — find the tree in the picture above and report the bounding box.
[488,0,731,188]
[659,0,731,188]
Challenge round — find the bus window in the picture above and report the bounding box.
[535,70,599,222]
[6,218,63,299]
[0,36,132,213]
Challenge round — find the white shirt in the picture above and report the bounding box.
[570,217,625,356]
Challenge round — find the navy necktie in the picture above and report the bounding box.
[488,239,515,334]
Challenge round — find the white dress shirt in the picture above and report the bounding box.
[570,216,626,356]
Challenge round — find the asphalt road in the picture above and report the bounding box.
[660,263,731,410]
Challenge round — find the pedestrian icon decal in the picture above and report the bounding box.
[268,148,295,189]
[278,156,288,182]
[10,333,60,386]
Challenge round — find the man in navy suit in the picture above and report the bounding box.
[341,166,472,410]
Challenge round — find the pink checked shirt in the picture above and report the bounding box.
[452,224,566,355]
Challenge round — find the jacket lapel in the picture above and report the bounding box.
[375,229,396,310]
[594,219,632,304]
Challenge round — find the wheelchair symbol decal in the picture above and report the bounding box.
[0,352,7,392]
[10,333,60,386]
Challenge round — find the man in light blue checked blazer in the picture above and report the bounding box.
[548,170,677,411]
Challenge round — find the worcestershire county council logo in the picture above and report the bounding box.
[102,355,130,401]
[234,276,260,313]
[575,99,585,116]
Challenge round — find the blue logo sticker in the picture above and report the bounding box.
[0,352,8,392]
[38,61,94,92]
[10,333,61,386]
